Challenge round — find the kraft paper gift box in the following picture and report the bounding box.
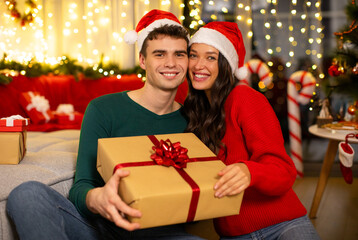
[19,91,54,124]
[0,115,28,164]
[0,131,27,165]
[97,133,243,229]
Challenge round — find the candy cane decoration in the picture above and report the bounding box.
[240,59,273,87]
[287,71,316,177]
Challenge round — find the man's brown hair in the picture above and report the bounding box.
[140,24,189,57]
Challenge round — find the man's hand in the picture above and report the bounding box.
[86,169,142,231]
[214,163,251,198]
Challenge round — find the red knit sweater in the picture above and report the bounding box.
[214,85,307,236]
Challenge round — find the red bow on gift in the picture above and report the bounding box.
[150,139,189,168]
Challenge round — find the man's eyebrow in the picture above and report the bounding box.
[151,49,187,55]
[152,49,166,54]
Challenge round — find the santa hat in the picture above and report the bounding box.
[124,9,185,52]
[189,21,248,80]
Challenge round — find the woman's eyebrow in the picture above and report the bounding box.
[190,49,218,55]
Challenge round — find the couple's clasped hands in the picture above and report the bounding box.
[86,163,250,231]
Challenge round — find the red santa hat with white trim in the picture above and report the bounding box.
[189,21,248,80]
[124,9,186,52]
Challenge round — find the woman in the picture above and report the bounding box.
[184,22,320,240]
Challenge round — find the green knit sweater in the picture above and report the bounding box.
[69,91,187,218]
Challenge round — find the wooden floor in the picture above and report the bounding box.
[294,176,358,240]
[187,175,358,240]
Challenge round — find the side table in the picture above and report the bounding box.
[308,124,358,218]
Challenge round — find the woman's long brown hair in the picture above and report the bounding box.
[183,53,239,154]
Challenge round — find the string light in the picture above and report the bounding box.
[259,0,324,75]
[262,0,282,56]
[2,0,326,81]
[187,0,203,31]
[236,1,252,38]
[312,0,324,79]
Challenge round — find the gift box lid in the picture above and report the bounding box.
[0,115,29,132]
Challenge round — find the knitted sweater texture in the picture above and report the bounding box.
[214,85,307,236]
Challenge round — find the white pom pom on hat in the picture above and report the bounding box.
[124,9,185,52]
[189,21,247,80]
[123,30,138,45]
[236,67,248,80]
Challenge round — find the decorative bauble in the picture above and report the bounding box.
[347,105,356,115]
[328,65,341,76]
[328,65,338,76]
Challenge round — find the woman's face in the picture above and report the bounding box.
[188,43,219,96]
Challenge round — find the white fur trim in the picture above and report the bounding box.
[137,19,183,51]
[124,30,138,45]
[190,28,238,77]
[236,67,248,80]
[339,142,354,167]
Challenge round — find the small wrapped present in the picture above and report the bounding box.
[0,115,28,164]
[0,131,27,164]
[97,133,243,229]
[54,104,83,124]
[0,115,29,132]
[19,91,54,124]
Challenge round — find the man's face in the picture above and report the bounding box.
[139,35,188,92]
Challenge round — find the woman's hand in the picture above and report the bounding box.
[86,169,142,231]
[214,163,251,198]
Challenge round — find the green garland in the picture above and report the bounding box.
[0,54,145,85]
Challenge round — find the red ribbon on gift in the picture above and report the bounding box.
[113,135,218,223]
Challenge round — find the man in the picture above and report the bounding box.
[7,10,203,240]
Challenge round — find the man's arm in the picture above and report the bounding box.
[69,98,141,230]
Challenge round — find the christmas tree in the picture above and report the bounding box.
[324,1,358,101]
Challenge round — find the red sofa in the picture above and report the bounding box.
[0,74,188,131]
